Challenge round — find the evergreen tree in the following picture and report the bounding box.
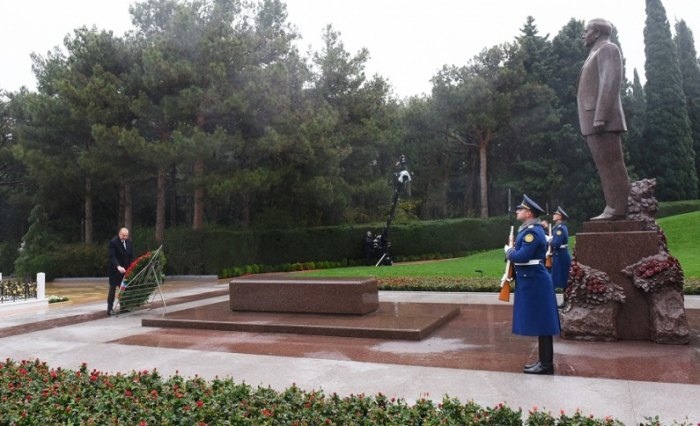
[675,19,700,197]
[0,90,30,245]
[505,17,560,212]
[641,0,698,200]
[625,69,646,177]
[14,204,56,279]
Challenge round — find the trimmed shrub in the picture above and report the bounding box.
[657,199,700,218]
[49,244,105,278]
[0,240,19,275]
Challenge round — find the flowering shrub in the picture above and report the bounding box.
[0,359,631,425]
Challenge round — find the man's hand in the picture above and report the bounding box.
[117,266,126,274]
[504,244,512,254]
[593,120,606,133]
[546,235,553,243]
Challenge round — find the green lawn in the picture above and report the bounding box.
[658,211,700,277]
[305,212,699,279]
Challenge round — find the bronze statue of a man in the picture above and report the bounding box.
[577,18,630,221]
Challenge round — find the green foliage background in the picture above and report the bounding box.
[1,0,700,277]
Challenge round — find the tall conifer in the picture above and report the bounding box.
[626,69,646,176]
[642,0,698,200]
[674,19,700,197]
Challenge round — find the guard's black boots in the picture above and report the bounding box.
[523,335,554,375]
[523,361,554,375]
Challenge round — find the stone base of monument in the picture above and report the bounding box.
[142,301,460,340]
[143,277,460,341]
[572,220,658,341]
[560,302,620,342]
[562,219,689,344]
[646,289,691,344]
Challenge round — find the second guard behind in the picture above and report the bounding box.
[549,206,572,309]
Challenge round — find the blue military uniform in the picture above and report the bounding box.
[506,194,561,375]
[550,219,571,289]
[508,221,561,336]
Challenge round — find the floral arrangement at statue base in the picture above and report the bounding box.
[622,253,689,344]
[559,258,626,342]
[113,247,166,314]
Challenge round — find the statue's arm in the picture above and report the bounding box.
[594,44,623,131]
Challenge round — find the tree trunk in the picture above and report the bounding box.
[169,166,178,227]
[156,168,166,244]
[240,191,251,228]
[193,159,204,230]
[475,128,491,218]
[118,185,125,229]
[124,180,133,232]
[84,178,93,244]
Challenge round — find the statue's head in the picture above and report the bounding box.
[584,19,613,47]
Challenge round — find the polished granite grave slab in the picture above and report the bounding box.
[142,301,460,341]
[229,276,379,315]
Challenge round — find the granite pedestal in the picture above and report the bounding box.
[229,276,378,315]
[575,220,659,340]
[142,276,458,340]
[142,301,460,340]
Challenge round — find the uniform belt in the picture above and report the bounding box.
[514,259,543,266]
[557,245,568,248]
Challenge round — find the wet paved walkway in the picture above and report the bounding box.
[2,278,699,425]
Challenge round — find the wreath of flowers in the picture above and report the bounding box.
[622,253,684,293]
[116,249,166,312]
[124,252,153,284]
[564,259,625,310]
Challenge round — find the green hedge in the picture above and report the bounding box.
[131,217,510,275]
[656,199,700,218]
[48,244,106,279]
[0,240,19,275]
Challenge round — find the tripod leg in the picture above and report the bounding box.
[375,253,386,267]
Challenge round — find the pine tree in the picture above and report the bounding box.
[641,0,698,200]
[675,19,700,197]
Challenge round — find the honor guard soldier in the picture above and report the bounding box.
[505,194,561,375]
[549,206,572,308]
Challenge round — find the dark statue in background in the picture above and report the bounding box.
[577,18,630,221]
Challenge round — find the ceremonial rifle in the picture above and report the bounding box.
[545,225,553,269]
[499,226,515,302]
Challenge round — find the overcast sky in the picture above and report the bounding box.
[3,0,700,98]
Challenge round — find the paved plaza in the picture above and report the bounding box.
[1,277,699,425]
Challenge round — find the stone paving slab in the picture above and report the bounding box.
[1,279,699,425]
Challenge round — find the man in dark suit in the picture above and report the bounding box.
[107,227,134,315]
[364,231,374,266]
[577,18,630,221]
